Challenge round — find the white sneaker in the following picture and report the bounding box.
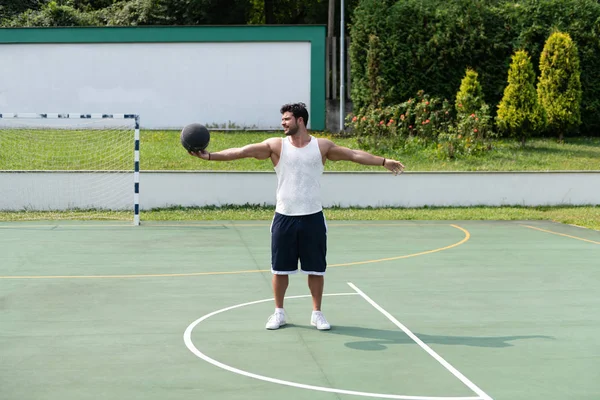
[311,311,331,330]
[265,312,286,330]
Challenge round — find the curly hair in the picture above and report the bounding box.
[280,102,309,126]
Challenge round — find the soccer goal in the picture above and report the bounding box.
[0,113,140,225]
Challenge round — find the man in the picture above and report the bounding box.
[189,102,404,331]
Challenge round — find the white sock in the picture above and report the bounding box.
[275,308,285,315]
[312,310,322,315]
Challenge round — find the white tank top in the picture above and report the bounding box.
[274,135,324,216]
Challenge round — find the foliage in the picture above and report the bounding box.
[347,90,497,160]
[348,0,395,111]
[496,50,546,145]
[365,34,388,108]
[439,104,495,159]
[455,69,485,117]
[3,1,99,27]
[248,0,359,26]
[499,0,600,134]
[157,0,251,25]
[1,0,357,27]
[350,0,510,114]
[537,31,582,140]
[0,0,41,20]
[349,0,600,135]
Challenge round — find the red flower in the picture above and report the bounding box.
[352,116,357,122]
[473,128,478,133]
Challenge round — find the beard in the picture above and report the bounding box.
[284,125,299,136]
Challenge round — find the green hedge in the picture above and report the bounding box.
[349,0,600,135]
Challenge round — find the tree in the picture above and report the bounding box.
[455,68,485,117]
[496,50,546,145]
[4,1,100,27]
[0,0,42,20]
[366,34,387,108]
[537,31,582,141]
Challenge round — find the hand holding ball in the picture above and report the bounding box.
[181,123,210,154]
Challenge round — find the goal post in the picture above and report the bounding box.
[0,113,141,225]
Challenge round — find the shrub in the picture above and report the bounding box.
[537,31,582,141]
[349,0,600,135]
[500,0,600,134]
[2,1,100,26]
[347,91,454,153]
[437,104,495,159]
[349,0,395,111]
[366,34,388,108]
[455,68,486,117]
[496,50,546,145]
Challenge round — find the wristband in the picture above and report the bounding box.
[208,153,211,161]
[382,158,386,166]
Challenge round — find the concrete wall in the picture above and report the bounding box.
[1,171,598,211]
[0,26,326,130]
[0,42,310,130]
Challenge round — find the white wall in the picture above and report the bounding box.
[0,42,311,130]
[1,172,599,211]
[0,172,132,211]
[142,171,600,208]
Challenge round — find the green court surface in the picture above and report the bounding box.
[1,220,599,400]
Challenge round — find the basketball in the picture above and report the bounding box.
[181,123,210,152]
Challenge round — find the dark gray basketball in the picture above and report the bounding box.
[181,123,210,152]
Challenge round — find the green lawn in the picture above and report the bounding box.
[141,130,600,172]
[141,131,600,171]
[1,205,599,230]
[2,129,599,171]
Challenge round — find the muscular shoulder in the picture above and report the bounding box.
[316,138,335,152]
[263,137,282,155]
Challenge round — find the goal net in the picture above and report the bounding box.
[0,113,140,225]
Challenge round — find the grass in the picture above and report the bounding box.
[1,129,599,171]
[0,205,599,231]
[143,131,600,171]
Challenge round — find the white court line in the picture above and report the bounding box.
[183,292,483,400]
[347,283,493,400]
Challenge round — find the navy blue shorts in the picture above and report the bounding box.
[270,211,327,275]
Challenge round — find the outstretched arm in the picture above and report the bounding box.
[325,140,405,175]
[189,139,273,161]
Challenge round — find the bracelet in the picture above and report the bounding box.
[208,153,211,161]
[382,158,386,166]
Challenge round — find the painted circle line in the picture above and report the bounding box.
[183,293,481,400]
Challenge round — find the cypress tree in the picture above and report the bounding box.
[497,50,546,146]
[455,68,485,117]
[537,31,582,141]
